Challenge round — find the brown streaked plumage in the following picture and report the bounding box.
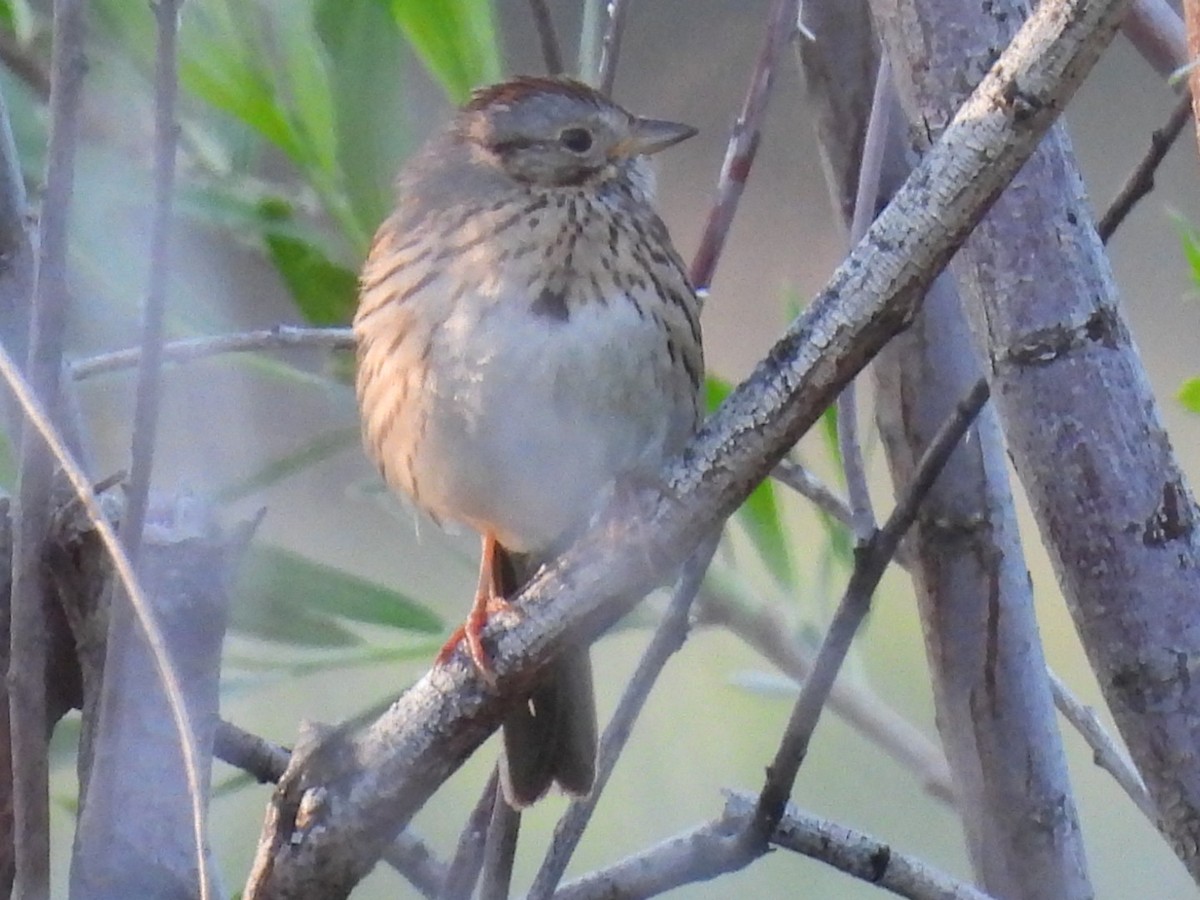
[354,76,702,807]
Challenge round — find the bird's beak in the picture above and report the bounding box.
[614,117,698,158]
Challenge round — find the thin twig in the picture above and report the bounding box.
[10,0,88,893]
[1097,91,1192,242]
[772,458,919,569]
[527,533,719,900]
[555,792,994,900]
[1123,0,1189,79]
[727,793,994,900]
[384,832,447,900]
[527,0,564,75]
[1048,670,1157,820]
[689,0,799,291]
[834,385,873,539]
[0,339,210,900]
[441,770,500,900]
[836,56,894,544]
[0,30,50,101]
[120,0,182,564]
[771,460,853,530]
[70,325,354,379]
[751,378,990,845]
[596,0,631,96]
[213,719,290,784]
[696,587,955,804]
[577,0,603,84]
[479,795,519,900]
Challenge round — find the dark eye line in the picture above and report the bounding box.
[488,137,539,156]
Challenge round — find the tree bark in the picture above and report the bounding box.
[874,0,1200,880]
[801,5,1092,897]
[68,497,234,900]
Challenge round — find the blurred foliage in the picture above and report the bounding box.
[705,375,796,588]
[1180,377,1200,415]
[232,543,442,646]
[1175,218,1200,414]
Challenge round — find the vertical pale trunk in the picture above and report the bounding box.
[873,0,1200,879]
[800,4,1092,896]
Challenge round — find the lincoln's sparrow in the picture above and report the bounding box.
[355,76,703,806]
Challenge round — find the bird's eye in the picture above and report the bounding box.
[558,127,594,153]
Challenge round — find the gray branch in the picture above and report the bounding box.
[554,792,994,900]
[806,3,1094,896]
[875,0,1200,880]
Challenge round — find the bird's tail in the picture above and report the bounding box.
[493,545,598,807]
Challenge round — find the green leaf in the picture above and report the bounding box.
[315,0,412,242]
[1179,377,1200,414]
[182,54,305,164]
[706,375,794,586]
[217,427,359,503]
[386,0,501,102]
[819,403,842,480]
[230,588,361,647]
[212,771,257,798]
[1172,215,1200,289]
[221,645,439,690]
[0,0,31,41]
[270,0,339,178]
[265,232,359,325]
[234,543,443,642]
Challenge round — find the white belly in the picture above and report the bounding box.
[409,292,691,553]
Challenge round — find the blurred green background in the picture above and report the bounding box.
[6,0,1197,896]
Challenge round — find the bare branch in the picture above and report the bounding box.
[528,535,718,899]
[1048,671,1157,821]
[880,0,1200,872]
[10,0,89,892]
[690,0,798,291]
[697,588,955,803]
[1124,0,1190,78]
[213,719,290,784]
[120,0,182,563]
[214,719,448,898]
[382,833,446,900]
[1097,92,1192,242]
[0,340,210,899]
[527,0,564,75]
[479,796,519,900]
[771,460,853,531]
[441,771,499,900]
[836,56,894,544]
[555,792,994,900]
[751,379,989,843]
[70,325,353,380]
[596,0,631,96]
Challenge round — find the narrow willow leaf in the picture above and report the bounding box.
[386,0,502,102]
[706,375,794,586]
[1179,377,1200,414]
[315,0,412,243]
[216,427,359,503]
[236,543,443,638]
[265,232,359,325]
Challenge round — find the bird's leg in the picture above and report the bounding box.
[436,531,515,686]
